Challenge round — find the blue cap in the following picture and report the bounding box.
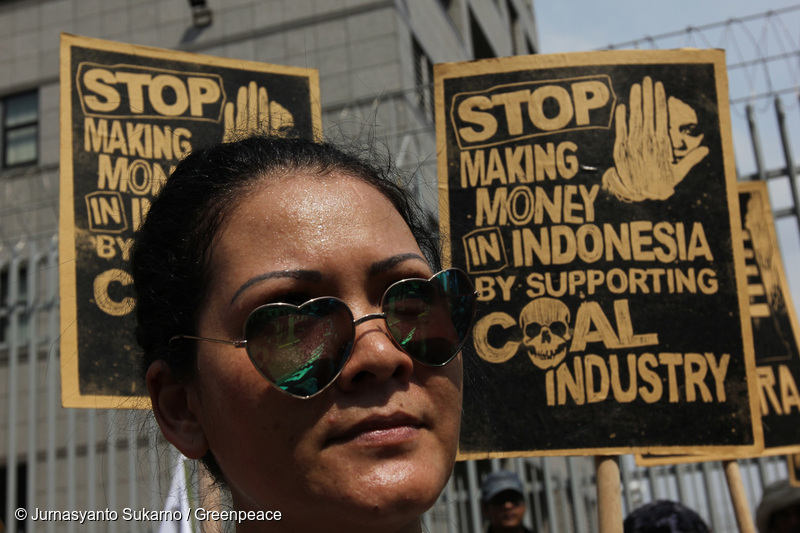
[480,470,524,502]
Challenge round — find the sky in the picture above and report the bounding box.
[534,1,800,54]
[533,0,800,313]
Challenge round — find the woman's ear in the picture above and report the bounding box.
[146,360,209,459]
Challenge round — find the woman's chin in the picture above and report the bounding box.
[306,457,448,530]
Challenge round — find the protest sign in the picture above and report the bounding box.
[637,181,800,466]
[59,34,321,408]
[435,49,761,458]
[741,182,800,453]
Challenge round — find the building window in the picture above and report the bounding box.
[2,90,38,168]
[0,264,28,345]
[438,0,453,17]
[470,10,495,59]
[438,0,465,37]
[507,0,525,55]
[413,38,434,122]
[0,462,27,531]
[0,268,8,343]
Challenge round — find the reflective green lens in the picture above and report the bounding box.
[245,299,354,398]
[384,269,475,366]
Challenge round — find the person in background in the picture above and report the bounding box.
[480,470,532,533]
[623,500,710,533]
[756,479,800,533]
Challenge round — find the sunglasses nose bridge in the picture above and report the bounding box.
[353,312,387,327]
[335,310,417,393]
[350,312,400,354]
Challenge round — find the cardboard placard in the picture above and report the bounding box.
[637,181,800,466]
[435,49,761,458]
[741,182,800,452]
[59,34,321,408]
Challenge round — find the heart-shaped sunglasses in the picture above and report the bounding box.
[171,268,476,398]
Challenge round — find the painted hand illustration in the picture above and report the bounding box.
[602,76,708,202]
[222,81,295,142]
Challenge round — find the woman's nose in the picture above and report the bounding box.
[335,314,415,392]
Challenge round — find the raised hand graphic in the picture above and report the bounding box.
[223,81,294,142]
[602,76,708,202]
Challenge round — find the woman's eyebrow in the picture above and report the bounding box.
[368,253,428,277]
[230,270,322,306]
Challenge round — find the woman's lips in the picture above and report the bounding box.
[328,412,424,446]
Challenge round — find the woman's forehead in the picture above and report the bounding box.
[228,172,400,232]
[208,173,420,278]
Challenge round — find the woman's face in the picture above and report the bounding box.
[187,172,462,532]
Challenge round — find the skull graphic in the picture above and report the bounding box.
[519,298,571,369]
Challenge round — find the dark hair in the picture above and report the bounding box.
[624,500,711,533]
[131,135,441,480]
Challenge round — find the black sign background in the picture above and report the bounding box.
[436,50,761,457]
[635,182,800,467]
[740,182,800,451]
[60,34,320,407]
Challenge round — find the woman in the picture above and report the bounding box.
[131,135,476,532]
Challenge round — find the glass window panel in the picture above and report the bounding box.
[5,125,37,166]
[0,269,8,304]
[5,92,38,128]
[17,266,28,302]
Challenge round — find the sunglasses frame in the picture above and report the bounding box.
[170,268,477,399]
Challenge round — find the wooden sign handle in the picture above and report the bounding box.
[723,460,756,533]
[595,455,624,533]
